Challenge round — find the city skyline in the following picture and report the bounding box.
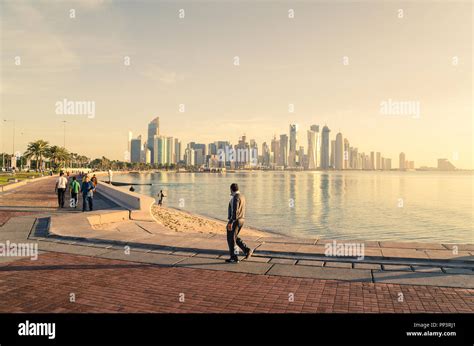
[1,1,472,168]
[126,115,452,171]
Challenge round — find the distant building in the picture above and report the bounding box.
[399,152,406,170]
[343,139,350,169]
[376,152,381,170]
[306,129,317,169]
[130,136,142,163]
[153,135,167,165]
[298,146,305,168]
[271,136,280,167]
[147,117,160,163]
[335,133,344,170]
[437,159,456,171]
[320,125,331,169]
[330,140,336,168]
[185,146,195,166]
[370,152,375,170]
[166,137,175,164]
[288,124,298,167]
[262,142,270,167]
[174,139,182,163]
[279,134,288,167]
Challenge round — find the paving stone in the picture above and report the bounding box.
[318,239,380,248]
[270,258,297,265]
[353,263,382,270]
[244,256,270,263]
[442,244,474,251]
[193,252,221,259]
[38,242,112,257]
[373,270,474,288]
[172,250,197,257]
[98,250,186,266]
[296,260,324,267]
[382,264,412,271]
[267,264,372,282]
[175,256,272,275]
[442,268,474,274]
[411,266,443,273]
[324,261,353,268]
[425,250,473,261]
[380,241,446,250]
[381,248,429,259]
[261,237,316,245]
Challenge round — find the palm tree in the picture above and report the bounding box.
[46,146,70,170]
[24,140,49,171]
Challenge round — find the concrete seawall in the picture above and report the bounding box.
[96,181,156,222]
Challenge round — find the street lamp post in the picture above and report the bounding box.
[62,120,67,148]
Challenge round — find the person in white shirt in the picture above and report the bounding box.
[55,171,68,208]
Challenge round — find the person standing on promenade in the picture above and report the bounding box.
[81,176,94,212]
[225,183,252,263]
[91,174,98,188]
[69,176,81,209]
[158,190,166,206]
[108,169,113,184]
[55,171,68,208]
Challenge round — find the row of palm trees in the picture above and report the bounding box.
[3,139,181,172]
[21,140,90,171]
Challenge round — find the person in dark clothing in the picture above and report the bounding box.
[225,183,252,263]
[158,190,166,206]
[81,176,94,212]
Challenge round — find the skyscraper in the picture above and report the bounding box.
[307,128,317,169]
[175,139,181,163]
[166,137,175,164]
[335,133,344,170]
[399,152,406,170]
[262,142,270,167]
[147,117,160,163]
[288,124,298,167]
[370,152,375,170]
[320,125,330,169]
[130,135,142,163]
[343,138,350,169]
[153,135,167,165]
[279,134,288,167]
[330,140,336,168]
[376,152,381,170]
[310,125,321,168]
[271,136,280,167]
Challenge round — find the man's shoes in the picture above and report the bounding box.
[244,248,253,260]
[225,258,240,264]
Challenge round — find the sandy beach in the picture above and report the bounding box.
[151,205,271,237]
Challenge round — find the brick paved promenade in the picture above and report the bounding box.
[0,176,473,313]
[0,251,472,313]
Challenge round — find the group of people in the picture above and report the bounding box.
[54,171,98,212]
[57,172,252,263]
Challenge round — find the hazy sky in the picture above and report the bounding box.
[1,0,472,168]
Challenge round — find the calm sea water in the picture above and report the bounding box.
[113,171,473,243]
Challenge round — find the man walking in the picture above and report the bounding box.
[81,175,95,212]
[158,190,166,206]
[55,171,68,208]
[69,176,80,208]
[226,183,253,263]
